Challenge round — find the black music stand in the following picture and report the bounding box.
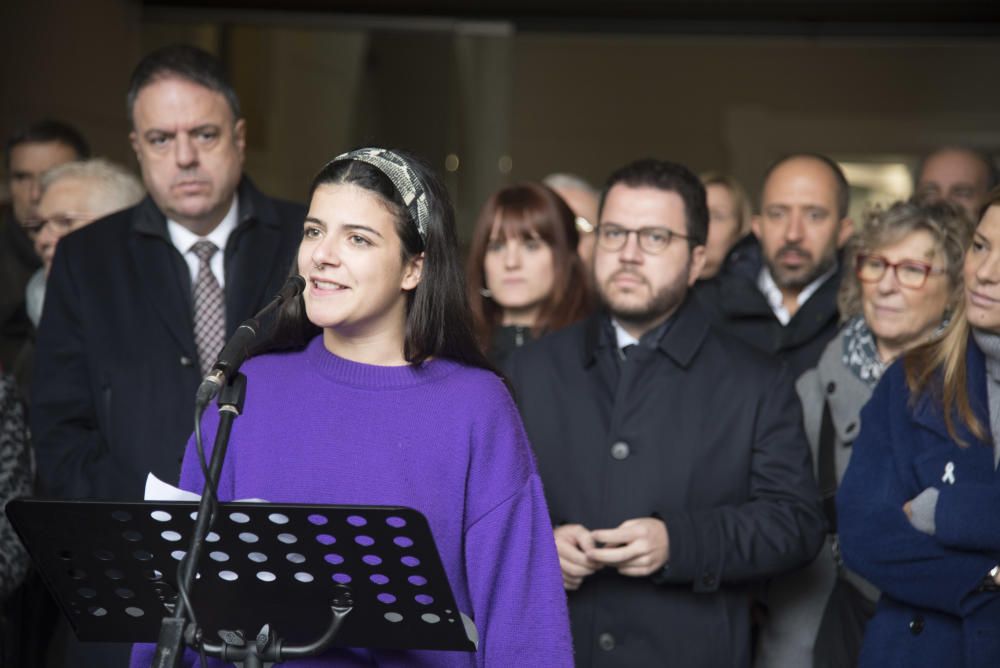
[8,499,477,666]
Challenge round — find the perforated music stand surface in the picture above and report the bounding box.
[8,499,476,653]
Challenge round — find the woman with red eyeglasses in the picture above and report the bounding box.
[757,200,973,668]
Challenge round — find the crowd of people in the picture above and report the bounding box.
[2,42,999,668]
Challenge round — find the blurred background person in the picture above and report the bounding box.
[698,171,753,280]
[1,120,88,374]
[544,172,600,269]
[13,159,144,393]
[914,146,998,222]
[757,200,972,668]
[30,159,145,319]
[837,190,1000,667]
[467,182,592,365]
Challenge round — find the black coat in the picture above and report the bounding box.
[31,178,304,501]
[0,206,40,374]
[506,298,825,667]
[695,235,842,378]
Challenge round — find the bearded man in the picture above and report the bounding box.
[696,153,853,376]
[506,157,825,667]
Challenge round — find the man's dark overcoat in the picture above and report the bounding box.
[506,298,826,667]
[31,178,304,501]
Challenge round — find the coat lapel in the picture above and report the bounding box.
[657,296,710,368]
[224,179,286,333]
[129,199,195,353]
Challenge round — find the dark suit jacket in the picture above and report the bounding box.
[838,338,1000,668]
[506,298,825,667]
[695,235,842,378]
[31,178,304,501]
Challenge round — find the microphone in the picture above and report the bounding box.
[195,275,305,407]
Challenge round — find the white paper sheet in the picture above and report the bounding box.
[143,473,267,503]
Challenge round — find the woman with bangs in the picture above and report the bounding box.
[467,183,593,365]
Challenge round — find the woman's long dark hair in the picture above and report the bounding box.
[264,149,495,373]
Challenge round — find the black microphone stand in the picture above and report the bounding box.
[151,372,353,668]
[152,275,351,667]
[151,371,246,667]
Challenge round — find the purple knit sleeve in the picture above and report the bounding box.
[464,475,574,666]
[461,377,573,666]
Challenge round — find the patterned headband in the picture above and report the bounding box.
[328,147,429,243]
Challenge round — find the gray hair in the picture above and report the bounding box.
[41,158,145,215]
[543,172,598,197]
[838,199,973,321]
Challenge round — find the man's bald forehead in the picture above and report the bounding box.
[760,153,849,219]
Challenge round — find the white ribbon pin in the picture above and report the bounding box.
[942,461,956,485]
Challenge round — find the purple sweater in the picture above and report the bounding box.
[131,336,572,667]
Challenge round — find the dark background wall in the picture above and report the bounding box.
[3,0,999,236]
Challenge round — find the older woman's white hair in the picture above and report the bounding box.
[40,157,145,212]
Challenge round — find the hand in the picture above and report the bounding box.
[587,517,669,577]
[902,500,913,518]
[553,524,601,591]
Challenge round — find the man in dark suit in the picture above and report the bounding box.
[695,153,853,377]
[32,45,304,503]
[506,158,825,667]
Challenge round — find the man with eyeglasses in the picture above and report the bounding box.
[1,120,89,373]
[507,158,825,667]
[11,159,145,392]
[696,153,854,377]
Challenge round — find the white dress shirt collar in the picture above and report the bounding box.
[167,196,238,288]
[757,262,837,326]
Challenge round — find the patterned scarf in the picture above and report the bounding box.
[841,316,885,388]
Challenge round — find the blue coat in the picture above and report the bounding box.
[837,337,1000,668]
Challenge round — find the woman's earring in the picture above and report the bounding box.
[480,288,492,298]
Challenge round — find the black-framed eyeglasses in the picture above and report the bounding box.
[855,253,946,289]
[596,223,690,254]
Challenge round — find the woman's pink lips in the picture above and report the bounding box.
[308,277,348,296]
[969,289,1000,306]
